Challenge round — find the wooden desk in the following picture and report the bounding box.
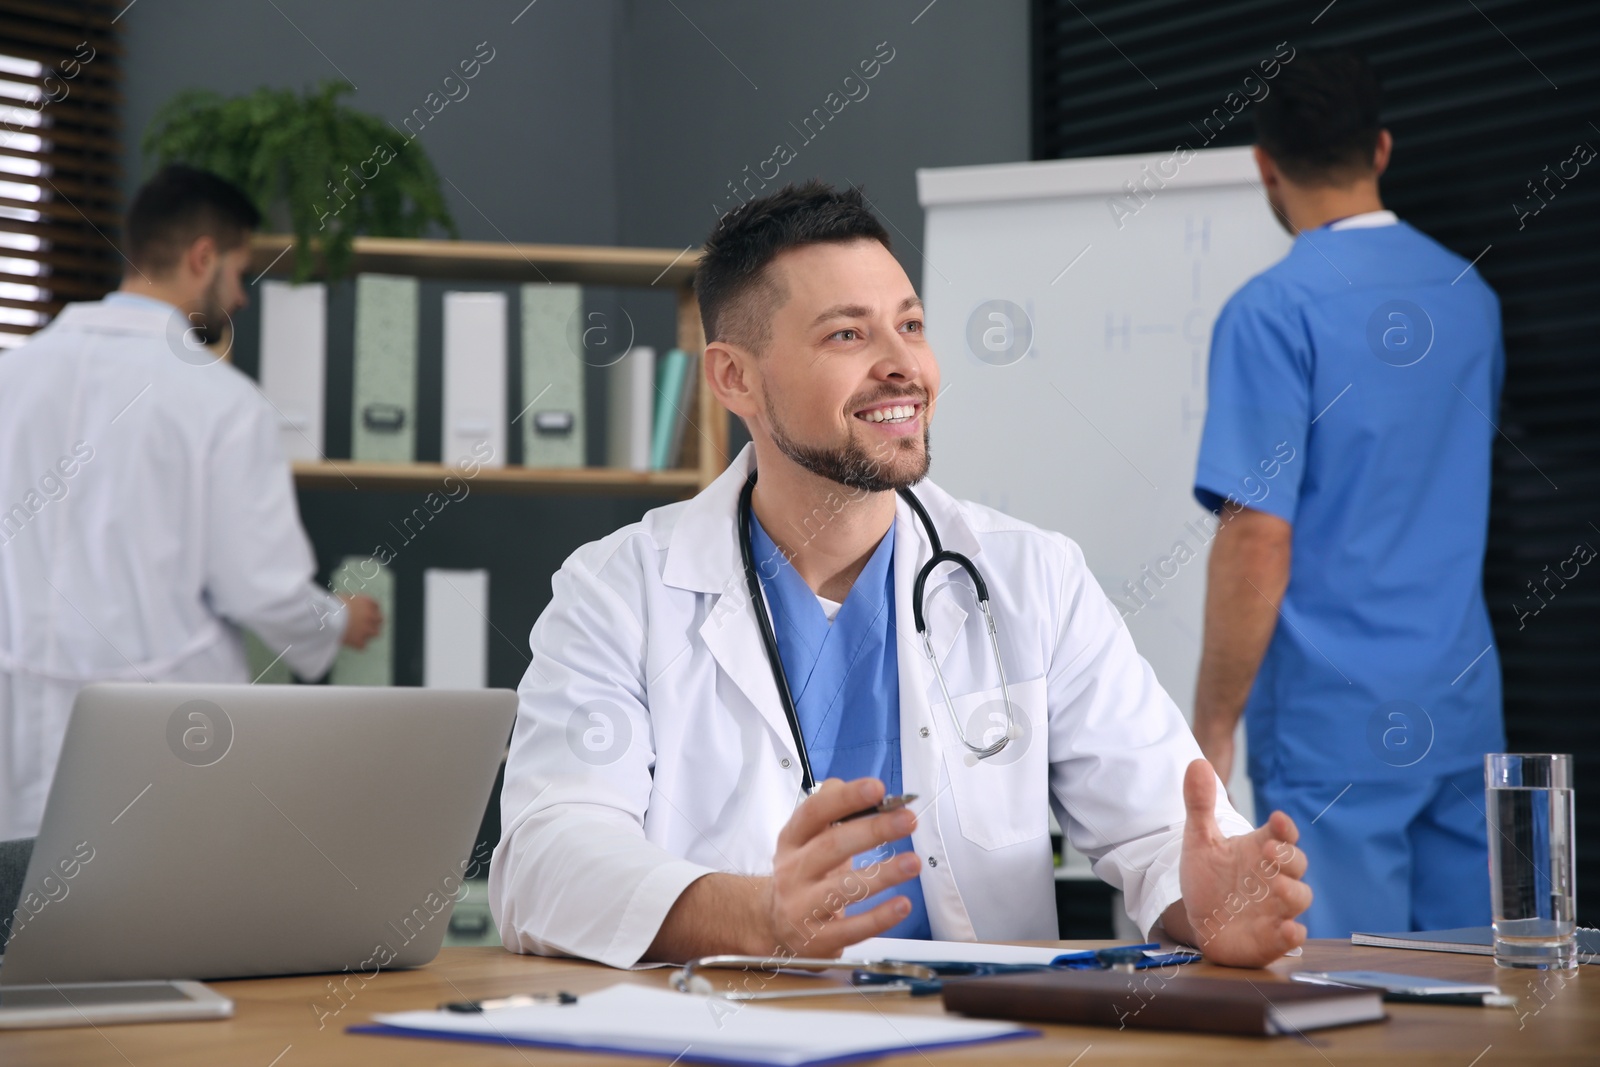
[4,941,1593,1066]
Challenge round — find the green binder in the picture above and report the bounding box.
[352,274,419,462]
[521,283,584,467]
[328,556,395,687]
[243,630,293,685]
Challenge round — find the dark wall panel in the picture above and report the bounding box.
[1034,0,1599,919]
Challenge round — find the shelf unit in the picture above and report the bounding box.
[248,234,727,496]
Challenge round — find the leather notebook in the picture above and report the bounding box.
[941,968,1386,1035]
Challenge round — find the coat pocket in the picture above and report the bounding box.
[933,675,1049,851]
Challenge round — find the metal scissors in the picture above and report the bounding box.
[672,956,949,1001]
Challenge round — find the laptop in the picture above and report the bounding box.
[1,683,515,984]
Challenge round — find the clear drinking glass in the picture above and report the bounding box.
[1485,753,1576,970]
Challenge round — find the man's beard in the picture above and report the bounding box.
[764,393,930,493]
[192,273,230,347]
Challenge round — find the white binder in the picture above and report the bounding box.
[442,291,507,469]
[423,568,488,689]
[258,280,326,461]
[606,345,655,471]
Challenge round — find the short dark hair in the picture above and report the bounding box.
[696,180,890,354]
[126,164,262,274]
[1255,50,1382,185]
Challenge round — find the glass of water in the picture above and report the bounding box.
[1486,753,1576,970]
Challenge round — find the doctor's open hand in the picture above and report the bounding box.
[1162,759,1312,967]
[763,777,921,957]
[338,594,384,650]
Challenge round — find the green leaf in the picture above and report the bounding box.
[142,80,457,282]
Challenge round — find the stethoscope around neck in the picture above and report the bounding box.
[737,472,1016,795]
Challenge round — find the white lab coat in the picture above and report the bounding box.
[0,298,346,839]
[490,445,1254,967]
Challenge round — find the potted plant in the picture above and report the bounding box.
[142,80,457,281]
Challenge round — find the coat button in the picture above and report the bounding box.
[919,727,930,738]
[927,856,938,868]
[780,758,791,769]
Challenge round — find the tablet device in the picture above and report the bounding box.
[1292,970,1500,996]
[0,980,232,1029]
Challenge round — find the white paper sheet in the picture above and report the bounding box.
[258,280,326,461]
[842,937,1072,966]
[423,569,488,689]
[364,983,1027,1067]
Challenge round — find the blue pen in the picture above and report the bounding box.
[1051,943,1202,971]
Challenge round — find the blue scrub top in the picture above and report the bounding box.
[1195,219,1506,785]
[748,515,932,939]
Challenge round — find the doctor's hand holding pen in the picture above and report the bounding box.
[645,777,919,963]
[765,777,921,956]
[338,594,384,651]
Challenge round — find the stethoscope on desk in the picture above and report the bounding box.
[671,945,1202,1001]
[737,471,1016,794]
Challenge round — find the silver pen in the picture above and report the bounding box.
[442,991,579,1012]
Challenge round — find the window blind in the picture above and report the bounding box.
[0,0,120,346]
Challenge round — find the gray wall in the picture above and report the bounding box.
[116,0,1031,694]
[121,0,623,246]
[121,0,1030,282]
[613,0,1031,279]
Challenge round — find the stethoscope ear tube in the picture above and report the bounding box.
[902,497,1011,759]
[910,549,988,634]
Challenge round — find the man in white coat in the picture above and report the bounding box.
[0,165,382,840]
[491,181,1311,968]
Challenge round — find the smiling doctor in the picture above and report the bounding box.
[490,180,1311,968]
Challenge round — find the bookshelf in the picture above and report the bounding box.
[248,234,728,496]
[290,461,703,495]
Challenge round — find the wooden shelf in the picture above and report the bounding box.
[292,461,704,496]
[258,235,729,493]
[250,234,702,288]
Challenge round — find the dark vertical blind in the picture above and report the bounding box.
[0,0,121,346]
[1034,0,1598,920]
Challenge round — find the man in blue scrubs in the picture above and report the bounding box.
[1192,52,1505,937]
